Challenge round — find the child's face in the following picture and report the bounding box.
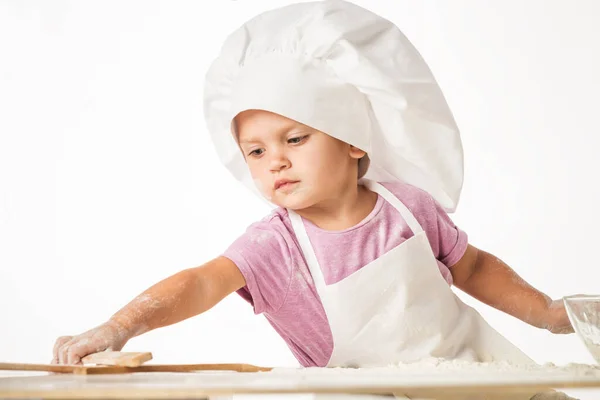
[235,110,365,210]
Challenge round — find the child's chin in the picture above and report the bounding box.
[277,196,313,211]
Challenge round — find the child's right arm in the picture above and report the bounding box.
[51,256,246,365]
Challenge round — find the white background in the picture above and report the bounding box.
[1,1,599,399]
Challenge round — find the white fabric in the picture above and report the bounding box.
[203,0,465,212]
[288,180,539,400]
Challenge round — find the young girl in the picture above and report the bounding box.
[52,0,574,373]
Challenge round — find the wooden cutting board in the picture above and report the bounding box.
[0,362,273,375]
[82,351,153,367]
[0,351,272,374]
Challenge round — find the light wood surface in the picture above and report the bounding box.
[1,367,600,399]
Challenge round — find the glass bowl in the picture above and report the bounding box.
[563,295,600,363]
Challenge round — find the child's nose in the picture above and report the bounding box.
[269,150,291,171]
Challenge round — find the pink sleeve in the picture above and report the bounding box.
[384,181,468,268]
[426,197,469,268]
[222,220,293,315]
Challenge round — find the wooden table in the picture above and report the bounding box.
[2,366,600,399]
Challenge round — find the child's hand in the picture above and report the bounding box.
[51,320,131,365]
[541,299,575,334]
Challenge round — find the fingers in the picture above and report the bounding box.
[54,324,119,364]
[58,338,74,365]
[66,345,84,365]
[59,337,101,365]
[52,336,72,364]
[548,324,575,334]
[557,326,575,334]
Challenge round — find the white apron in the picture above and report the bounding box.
[288,180,539,400]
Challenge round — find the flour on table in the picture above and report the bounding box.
[388,357,599,374]
[269,358,598,399]
[530,393,577,400]
[271,357,600,375]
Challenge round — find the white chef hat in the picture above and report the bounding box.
[203,0,464,212]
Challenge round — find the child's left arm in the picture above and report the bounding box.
[450,244,574,334]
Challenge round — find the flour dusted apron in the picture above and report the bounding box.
[288,180,538,400]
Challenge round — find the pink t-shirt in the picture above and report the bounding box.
[223,180,468,367]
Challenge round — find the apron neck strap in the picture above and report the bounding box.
[288,210,327,292]
[287,180,425,291]
[362,179,424,235]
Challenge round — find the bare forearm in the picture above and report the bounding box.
[52,257,245,365]
[455,248,552,328]
[108,268,209,339]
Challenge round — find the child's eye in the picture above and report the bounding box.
[288,135,308,144]
[249,149,264,157]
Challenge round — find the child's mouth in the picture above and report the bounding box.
[275,180,299,191]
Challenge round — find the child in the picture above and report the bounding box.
[52,0,574,375]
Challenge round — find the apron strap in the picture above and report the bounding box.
[288,179,425,291]
[362,179,424,235]
[288,210,327,292]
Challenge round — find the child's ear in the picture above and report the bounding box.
[349,145,367,160]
